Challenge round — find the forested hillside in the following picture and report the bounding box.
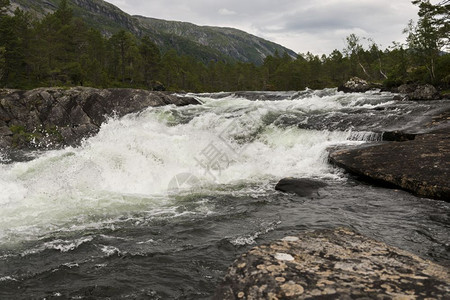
[0,0,448,92]
[8,0,296,65]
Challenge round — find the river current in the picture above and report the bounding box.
[0,89,449,299]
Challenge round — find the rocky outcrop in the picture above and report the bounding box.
[0,87,199,149]
[275,178,327,197]
[72,0,139,33]
[329,132,450,201]
[215,227,450,299]
[398,84,441,100]
[338,77,381,93]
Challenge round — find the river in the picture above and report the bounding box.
[0,89,449,299]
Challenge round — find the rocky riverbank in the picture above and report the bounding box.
[0,87,199,149]
[338,77,448,100]
[328,105,450,202]
[332,82,450,201]
[330,131,450,201]
[215,228,450,299]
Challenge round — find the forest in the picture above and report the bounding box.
[0,0,449,92]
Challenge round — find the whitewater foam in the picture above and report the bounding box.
[0,90,383,245]
[0,276,18,282]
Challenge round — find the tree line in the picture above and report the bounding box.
[0,0,448,92]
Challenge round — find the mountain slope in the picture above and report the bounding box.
[9,0,297,64]
[135,16,295,64]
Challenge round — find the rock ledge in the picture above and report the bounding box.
[215,228,450,299]
[329,132,450,201]
[0,87,199,149]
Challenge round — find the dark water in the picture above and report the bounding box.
[0,89,449,299]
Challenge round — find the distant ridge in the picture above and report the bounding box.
[9,0,297,64]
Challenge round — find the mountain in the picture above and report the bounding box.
[9,0,297,65]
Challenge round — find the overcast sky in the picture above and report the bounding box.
[106,0,420,55]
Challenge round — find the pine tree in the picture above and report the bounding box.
[0,0,33,87]
[108,30,138,83]
[139,36,161,88]
[404,0,449,81]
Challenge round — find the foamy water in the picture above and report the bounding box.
[0,89,405,245]
[1,89,449,299]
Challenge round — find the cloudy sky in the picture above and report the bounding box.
[106,0,420,55]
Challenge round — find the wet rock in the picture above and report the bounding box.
[392,94,407,101]
[329,132,450,201]
[215,227,450,299]
[398,84,441,100]
[381,130,416,141]
[231,91,290,101]
[0,87,200,149]
[275,178,327,197]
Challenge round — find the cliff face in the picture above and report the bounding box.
[71,0,139,33]
[9,0,296,65]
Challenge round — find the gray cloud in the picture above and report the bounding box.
[107,0,419,55]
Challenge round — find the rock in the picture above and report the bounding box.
[0,87,200,149]
[398,83,417,94]
[329,132,450,201]
[215,228,450,299]
[398,84,441,100]
[410,84,440,100]
[275,178,327,197]
[338,77,372,93]
[0,136,12,149]
[150,80,166,91]
[381,130,416,142]
[392,94,407,101]
[0,126,12,136]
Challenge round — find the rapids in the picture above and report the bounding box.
[0,89,448,299]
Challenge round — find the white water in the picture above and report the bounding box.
[0,90,388,245]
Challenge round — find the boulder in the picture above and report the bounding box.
[338,77,372,93]
[275,178,327,197]
[398,83,417,94]
[0,87,200,149]
[410,84,440,100]
[215,228,450,299]
[329,132,450,201]
[398,84,441,100]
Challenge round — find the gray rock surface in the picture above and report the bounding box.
[275,178,327,197]
[0,87,199,149]
[329,131,450,201]
[398,84,441,100]
[329,106,450,201]
[215,228,450,299]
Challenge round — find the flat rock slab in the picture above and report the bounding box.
[215,228,450,299]
[275,178,327,197]
[329,133,450,201]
